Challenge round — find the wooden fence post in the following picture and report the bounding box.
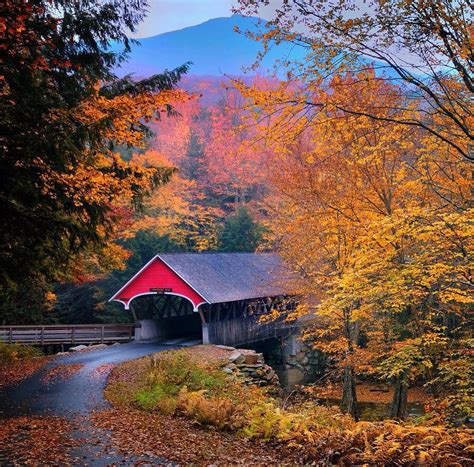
[71,327,75,344]
[9,327,12,344]
[101,325,105,343]
[41,326,44,346]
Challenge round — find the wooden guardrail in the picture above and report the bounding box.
[0,324,135,345]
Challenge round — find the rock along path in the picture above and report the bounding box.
[0,339,199,465]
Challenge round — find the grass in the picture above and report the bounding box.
[105,347,266,429]
[130,350,245,421]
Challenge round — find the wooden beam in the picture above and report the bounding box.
[129,303,138,323]
[198,308,206,325]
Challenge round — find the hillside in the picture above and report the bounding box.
[114,15,305,78]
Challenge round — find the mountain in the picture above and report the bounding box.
[114,15,305,78]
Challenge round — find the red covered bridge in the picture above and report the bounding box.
[110,253,298,346]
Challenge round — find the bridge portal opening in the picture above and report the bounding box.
[132,294,203,342]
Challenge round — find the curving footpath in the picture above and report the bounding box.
[0,340,190,465]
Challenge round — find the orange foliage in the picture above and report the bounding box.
[234,71,473,414]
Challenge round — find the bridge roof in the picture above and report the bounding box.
[110,252,295,311]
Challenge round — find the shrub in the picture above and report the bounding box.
[177,388,239,430]
[339,421,474,465]
[146,351,227,393]
[0,343,43,364]
[135,350,232,415]
[242,402,293,441]
[242,401,354,444]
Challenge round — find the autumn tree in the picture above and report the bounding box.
[205,90,268,206]
[236,0,473,160]
[0,0,189,323]
[128,149,221,251]
[218,206,265,252]
[239,72,472,419]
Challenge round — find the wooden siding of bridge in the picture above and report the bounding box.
[0,324,134,346]
[203,297,297,347]
[207,314,296,346]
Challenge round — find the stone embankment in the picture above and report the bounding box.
[218,346,279,386]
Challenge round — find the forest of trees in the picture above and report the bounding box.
[1,0,472,426]
[0,2,269,325]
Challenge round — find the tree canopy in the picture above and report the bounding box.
[0,0,189,322]
[236,0,473,160]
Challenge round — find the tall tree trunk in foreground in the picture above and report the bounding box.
[340,308,358,419]
[341,364,358,419]
[391,372,408,419]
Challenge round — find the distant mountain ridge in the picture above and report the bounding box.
[114,15,305,78]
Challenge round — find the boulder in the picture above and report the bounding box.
[228,352,246,364]
[244,353,260,365]
[216,345,236,351]
[88,343,108,351]
[69,344,88,352]
[237,364,262,370]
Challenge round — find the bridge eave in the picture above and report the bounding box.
[110,292,208,312]
[109,255,209,313]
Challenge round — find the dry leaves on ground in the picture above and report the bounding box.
[41,363,84,385]
[96,346,302,464]
[91,363,115,379]
[92,407,300,465]
[0,416,77,465]
[0,357,50,390]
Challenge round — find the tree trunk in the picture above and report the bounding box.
[390,373,408,419]
[341,365,358,419]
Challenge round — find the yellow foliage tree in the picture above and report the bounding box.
[127,150,221,251]
[49,89,190,284]
[236,72,473,419]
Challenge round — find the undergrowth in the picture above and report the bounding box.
[0,343,43,364]
[106,348,474,465]
[133,350,261,428]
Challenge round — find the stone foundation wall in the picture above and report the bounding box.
[216,336,326,389]
[278,335,326,387]
[283,336,325,386]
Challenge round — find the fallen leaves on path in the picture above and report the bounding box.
[92,407,299,465]
[41,363,84,385]
[91,363,115,379]
[0,357,50,390]
[0,416,77,465]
